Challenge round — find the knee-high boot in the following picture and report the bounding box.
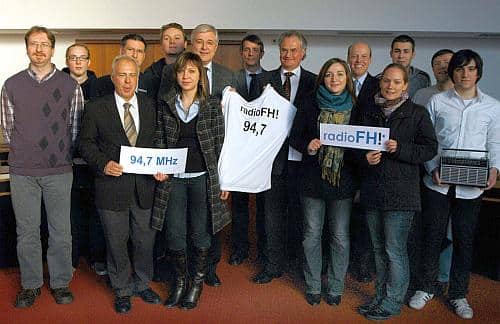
[164,250,187,307]
[181,248,209,309]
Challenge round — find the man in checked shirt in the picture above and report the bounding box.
[0,26,84,308]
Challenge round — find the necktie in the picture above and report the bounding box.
[283,72,294,101]
[123,102,137,146]
[204,67,211,95]
[249,73,257,96]
[355,79,362,96]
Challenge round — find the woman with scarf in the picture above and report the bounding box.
[290,58,358,307]
[355,63,437,321]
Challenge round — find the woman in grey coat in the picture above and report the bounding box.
[152,52,229,310]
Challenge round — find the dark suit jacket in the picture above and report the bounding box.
[356,73,379,113]
[250,66,316,176]
[235,68,266,101]
[79,93,157,211]
[211,62,236,100]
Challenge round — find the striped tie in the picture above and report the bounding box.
[123,102,137,146]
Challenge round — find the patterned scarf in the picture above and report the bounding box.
[316,85,353,186]
[374,91,409,117]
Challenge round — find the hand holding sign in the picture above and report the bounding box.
[385,139,398,153]
[366,151,382,165]
[320,124,390,151]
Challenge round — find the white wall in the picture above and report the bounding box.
[2,33,499,100]
[1,0,500,33]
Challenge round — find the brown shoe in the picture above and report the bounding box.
[50,287,74,304]
[15,288,41,308]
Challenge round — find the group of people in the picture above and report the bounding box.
[0,22,498,322]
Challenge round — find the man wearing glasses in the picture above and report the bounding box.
[63,43,107,278]
[0,26,84,308]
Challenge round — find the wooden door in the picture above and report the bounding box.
[80,40,242,77]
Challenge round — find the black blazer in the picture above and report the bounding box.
[357,73,379,112]
[250,66,316,176]
[79,93,158,211]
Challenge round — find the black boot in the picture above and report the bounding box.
[164,250,187,308]
[181,248,208,310]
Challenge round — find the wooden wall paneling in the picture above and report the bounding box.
[79,40,242,77]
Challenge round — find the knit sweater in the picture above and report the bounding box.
[3,70,77,176]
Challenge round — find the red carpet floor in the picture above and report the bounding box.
[1,227,499,324]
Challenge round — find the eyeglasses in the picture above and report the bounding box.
[67,55,89,62]
[28,42,52,49]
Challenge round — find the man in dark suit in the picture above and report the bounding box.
[95,34,155,99]
[347,41,379,283]
[190,23,236,286]
[79,55,165,314]
[249,30,316,284]
[229,35,267,266]
[191,24,236,100]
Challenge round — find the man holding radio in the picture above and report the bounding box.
[409,49,499,320]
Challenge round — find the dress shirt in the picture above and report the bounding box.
[280,66,301,103]
[174,94,206,179]
[0,64,84,144]
[353,72,368,97]
[423,88,500,199]
[114,92,140,133]
[204,61,213,95]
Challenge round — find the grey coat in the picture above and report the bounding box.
[151,90,230,234]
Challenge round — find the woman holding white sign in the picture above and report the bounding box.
[151,52,229,310]
[355,63,437,321]
[290,58,359,307]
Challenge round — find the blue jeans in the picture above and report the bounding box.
[366,209,413,315]
[165,174,211,251]
[302,196,351,296]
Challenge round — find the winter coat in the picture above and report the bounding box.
[151,90,230,234]
[355,99,437,211]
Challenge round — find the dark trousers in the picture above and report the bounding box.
[418,186,481,299]
[70,164,105,267]
[165,175,211,251]
[350,202,374,274]
[98,195,156,297]
[286,161,303,262]
[230,192,266,256]
[263,175,288,274]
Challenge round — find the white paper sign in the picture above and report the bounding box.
[320,124,390,151]
[119,146,188,174]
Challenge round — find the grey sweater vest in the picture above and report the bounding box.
[4,69,77,176]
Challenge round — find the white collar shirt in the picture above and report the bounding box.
[423,87,500,199]
[114,92,140,133]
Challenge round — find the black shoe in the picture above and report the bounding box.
[228,251,249,266]
[115,296,131,313]
[205,269,221,287]
[358,302,378,315]
[135,288,161,304]
[355,268,372,283]
[252,270,283,284]
[365,305,394,321]
[325,295,341,306]
[15,288,41,308]
[50,287,74,304]
[305,293,321,306]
